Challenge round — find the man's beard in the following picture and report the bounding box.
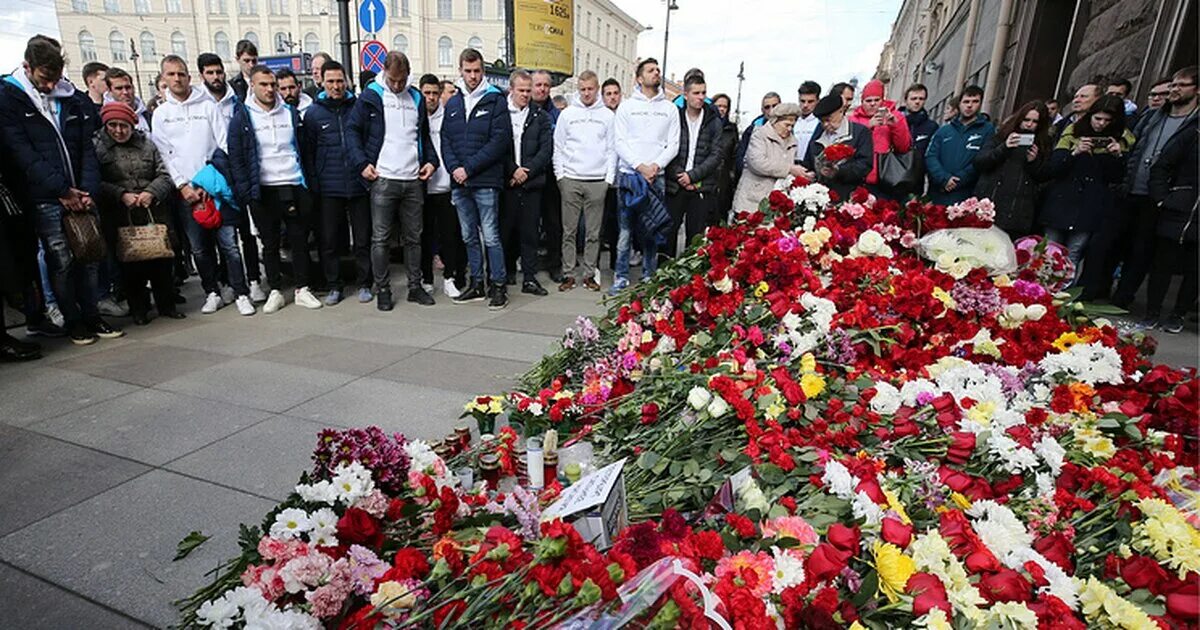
[205,79,227,95]
[284,94,299,107]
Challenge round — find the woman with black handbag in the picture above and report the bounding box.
[95,102,183,326]
[974,101,1054,239]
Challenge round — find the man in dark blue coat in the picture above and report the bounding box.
[346,52,439,311]
[0,35,120,345]
[925,85,995,205]
[441,47,513,310]
[301,60,371,306]
[501,69,553,296]
[800,94,874,202]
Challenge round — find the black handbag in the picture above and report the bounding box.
[879,149,924,194]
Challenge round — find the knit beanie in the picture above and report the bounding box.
[100,101,137,126]
[862,80,885,100]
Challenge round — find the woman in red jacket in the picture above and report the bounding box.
[847,79,912,199]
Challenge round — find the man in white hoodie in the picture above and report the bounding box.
[554,70,614,292]
[418,72,466,298]
[612,57,679,293]
[151,54,255,316]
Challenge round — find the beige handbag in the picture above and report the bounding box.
[116,205,174,262]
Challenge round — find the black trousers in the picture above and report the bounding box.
[539,179,562,274]
[1081,195,1157,303]
[1146,237,1199,317]
[665,189,715,258]
[251,185,314,291]
[503,187,543,282]
[319,195,370,290]
[122,258,176,317]
[420,192,467,284]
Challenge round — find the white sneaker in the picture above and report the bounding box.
[263,289,286,314]
[98,296,129,317]
[220,285,235,305]
[249,281,267,303]
[294,287,323,309]
[593,267,602,286]
[46,304,65,327]
[235,294,255,316]
[421,282,435,295]
[201,292,222,314]
[629,251,643,267]
[442,277,462,299]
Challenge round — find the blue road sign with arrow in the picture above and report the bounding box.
[358,0,386,34]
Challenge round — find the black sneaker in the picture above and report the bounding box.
[407,287,435,306]
[25,319,66,338]
[377,288,395,312]
[453,281,487,304]
[1162,314,1185,334]
[67,323,97,346]
[0,334,41,362]
[505,275,517,286]
[488,283,509,311]
[548,270,566,284]
[88,318,125,339]
[522,280,548,296]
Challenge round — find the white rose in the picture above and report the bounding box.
[687,386,712,410]
[707,396,730,418]
[1025,304,1047,320]
[1003,303,1027,322]
[713,275,734,293]
[856,230,886,255]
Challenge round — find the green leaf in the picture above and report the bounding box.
[637,451,661,471]
[174,531,211,561]
[853,569,879,608]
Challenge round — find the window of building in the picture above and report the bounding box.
[79,31,98,61]
[437,0,451,19]
[206,0,224,12]
[171,31,187,56]
[274,32,288,52]
[586,12,591,40]
[390,0,408,17]
[438,36,452,66]
[496,0,503,20]
[244,31,259,48]
[140,31,157,59]
[214,31,231,59]
[468,35,483,55]
[72,0,89,12]
[269,0,287,13]
[605,25,610,48]
[134,0,150,11]
[393,34,408,54]
[584,52,590,72]
[110,31,127,61]
[468,0,481,20]
[238,0,256,12]
[497,37,507,61]
[304,32,319,53]
[104,0,119,12]
[165,0,181,12]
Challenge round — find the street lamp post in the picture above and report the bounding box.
[662,0,678,81]
[129,38,142,100]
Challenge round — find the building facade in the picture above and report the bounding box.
[54,0,641,94]
[876,0,1197,119]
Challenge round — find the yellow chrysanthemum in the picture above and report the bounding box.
[951,492,973,510]
[872,541,915,603]
[931,286,956,311]
[1078,576,1158,629]
[965,400,997,426]
[1133,498,1200,578]
[800,373,826,399]
[754,281,770,298]
[883,488,912,525]
[799,352,817,374]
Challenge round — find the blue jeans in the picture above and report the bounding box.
[33,202,101,325]
[1044,227,1090,286]
[452,187,505,284]
[178,200,248,296]
[37,242,57,307]
[615,175,665,281]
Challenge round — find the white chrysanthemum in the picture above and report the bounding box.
[821,460,857,499]
[852,491,884,525]
[788,182,831,211]
[269,508,312,540]
[1035,436,1066,475]
[869,382,903,415]
[987,434,1040,475]
[969,500,1034,561]
[330,462,375,504]
[1038,342,1124,385]
[404,441,439,473]
[196,594,239,628]
[308,507,339,546]
[900,379,937,406]
[295,479,337,505]
[1007,547,1079,609]
[242,606,322,630]
[771,547,806,593]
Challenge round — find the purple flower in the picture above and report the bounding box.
[312,427,411,495]
[950,281,1002,317]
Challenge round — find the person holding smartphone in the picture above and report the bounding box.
[1038,95,1132,283]
[974,101,1054,239]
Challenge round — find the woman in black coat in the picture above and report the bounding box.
[974,101,1053,239]
[1142,122,1198,332]
[1039,95,1132,282]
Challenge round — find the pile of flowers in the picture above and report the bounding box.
[181,182,1198,629]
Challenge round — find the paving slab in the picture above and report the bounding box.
[0,470,274,629]
[0,562,151,629]
[433,327,561,363]
[155,357,357,413]
[249,334,422,376]
[515,296,609,317]
[322,316,467,348]
[0,425,149,537]
[288,377,470,441]
[167,414,327,501]
[479,309,579,337]
[53,340,230,387]
[149,320,311,357]
[0,366,139,428]
[30,388,272,466]
[373,349,528,393]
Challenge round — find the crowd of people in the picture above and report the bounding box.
[0,33,1195,362]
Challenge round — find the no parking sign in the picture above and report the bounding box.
[360,40,387,74]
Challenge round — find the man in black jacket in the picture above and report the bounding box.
[900,83,939,196]
[502,69,553,296]
[228,39,258,102]
[665,75,723,257]
[800,94,874,202]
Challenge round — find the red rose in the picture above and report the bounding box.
[826,523,861,554]
[1033,532,1075,573]
[881,517,914,548]
[338,605,383,630]
[978,568,1032,603]
[640,402,660,425]
[336,507,384,549]
[907,572,951,616]
[964,548,1002,574]
[945,432,976,465]
[1119,554,1170,594]
[805,543,851,583]
[1167,590,1200,619]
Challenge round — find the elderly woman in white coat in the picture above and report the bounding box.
[732,103,807,213]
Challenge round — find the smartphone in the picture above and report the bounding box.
[1015,134,1035,146]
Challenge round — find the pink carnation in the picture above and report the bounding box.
[353,489,389,518]
[761,516,819,550]
[278,553,333,594]
[307,582,350,618]
[257,536,310,563]
[240,564,285,601]
[715,551,774,598]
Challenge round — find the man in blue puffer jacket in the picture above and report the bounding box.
[301,60,371,306]
[0,35,122,345]
[441,47,513,310]
[227,64,320,315]
[346,52,439,311]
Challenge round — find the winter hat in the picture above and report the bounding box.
[769,102,803,123]
[862,80,885,100]
[100,101,137,126]
[813,94,845,119]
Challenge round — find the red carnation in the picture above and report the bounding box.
[726,513,757,538]
[690,530,726,562]
[822,143,854,163]
[387,547,431,581]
